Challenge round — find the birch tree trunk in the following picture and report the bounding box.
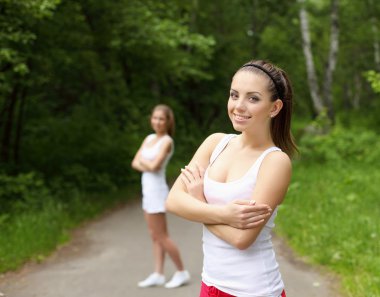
[369,0,380,70]
[322,0,339,121]
[371,19,380,70]
[298,0,325,115]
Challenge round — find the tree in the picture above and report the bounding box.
[0,0,59,167]
[298,0,340,122]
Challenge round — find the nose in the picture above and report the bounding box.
[235,98,246,111]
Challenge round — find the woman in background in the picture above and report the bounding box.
[132,104,190,289]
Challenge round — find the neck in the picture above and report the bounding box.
[156,132,167,137]
[239,129,274,150]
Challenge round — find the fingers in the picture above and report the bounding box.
[181,167,195,183]
[245,219,265,229]
[233,200,272,213]
[181,164,205,181]
[180,173,190,187]
[238,212,272,229]
[180,164,205,190]
[186,163,202,179]
[194,162,205,179]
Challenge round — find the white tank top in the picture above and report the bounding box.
[141,134,173,184]
[202,134,284,297]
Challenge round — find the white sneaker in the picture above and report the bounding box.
[138,272,165,288]
[164,270,191,288]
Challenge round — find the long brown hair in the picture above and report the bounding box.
[237,60,298,158]
[152,104,175,137]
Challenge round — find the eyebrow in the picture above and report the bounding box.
[230,89,262,96]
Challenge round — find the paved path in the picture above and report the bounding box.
[0,200,342,297]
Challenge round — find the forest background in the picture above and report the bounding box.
[0,1,379,297]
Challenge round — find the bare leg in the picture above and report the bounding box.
[146,212,184,271]
[144,212,165,273]
[153,238,165,273]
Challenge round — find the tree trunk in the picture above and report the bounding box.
[371,18,380,70]
[322,0,339,122]
[298,0,325,114]
[368,0,380,70]
[14,87,27,165]
[352,74,361,110]
[1,85,18,163]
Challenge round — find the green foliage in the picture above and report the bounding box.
[114,1,216,81]
[277,124,380,297]
[299,125,380,165]
[364,70,380,93]
[278,162,380,297]
[0,172,52,214]
[0,0,60,91]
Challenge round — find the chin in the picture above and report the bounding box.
[231,123,244,132]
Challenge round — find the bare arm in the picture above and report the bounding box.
[131,136,149,172]
[166,133,226,224]
[131,136,172,172]
[206,152,292,250]
[166,133,272,227]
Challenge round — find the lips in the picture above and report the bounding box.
[233,113,251,121]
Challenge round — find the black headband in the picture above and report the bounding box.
[241,64,283,99]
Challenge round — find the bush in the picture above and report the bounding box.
[299,126,380,165]
[0,172,54,214]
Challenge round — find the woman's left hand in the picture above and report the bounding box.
[180,163,205,201]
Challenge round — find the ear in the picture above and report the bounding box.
[270,99,283,117]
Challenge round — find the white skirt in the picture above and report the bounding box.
[142,173,169,213]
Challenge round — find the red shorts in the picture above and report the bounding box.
[200,282,287,297]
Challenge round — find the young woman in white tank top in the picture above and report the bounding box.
[166,60,297,297]
[132,104,190,289]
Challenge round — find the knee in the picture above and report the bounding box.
[152,232,167,244]
[147,228,157,241]
[147,228,161,242]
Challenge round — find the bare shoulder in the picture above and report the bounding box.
[163,135,174,145]
[265,150,291,165]
[203,132,226,146]
[160,136,173,152]
[261,150,292,175]
[199,133,226,154]
[142,134,154,143]
[187,133,226,166]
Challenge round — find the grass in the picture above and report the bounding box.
[276,161,380,297]
[0,186,138,273]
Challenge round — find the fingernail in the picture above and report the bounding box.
[249,200,256,205]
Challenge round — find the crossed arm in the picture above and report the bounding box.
[166,133,291,249]
[131,136,172,172]
[202,153,291,249]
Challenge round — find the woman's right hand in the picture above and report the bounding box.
[180,163,206,201]
[221,200,272,229]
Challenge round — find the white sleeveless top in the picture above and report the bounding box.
[140,134,173,213]
[202,134,284,297]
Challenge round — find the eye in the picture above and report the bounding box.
[230,92,238,100]
[248,96,260,102]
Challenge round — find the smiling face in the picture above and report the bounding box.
[228,70,281,133]
[150,109,168,135]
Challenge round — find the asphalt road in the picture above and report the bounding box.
[0,200,343,297]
